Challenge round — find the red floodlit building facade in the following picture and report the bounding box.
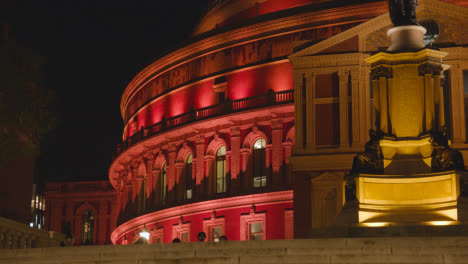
[109,0,391,244]
[45,181,117,245]
[46,0,468,244]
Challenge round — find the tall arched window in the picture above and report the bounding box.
[161,163,167,205]
[216,146,227,193]
[252,138,267,188]
[185,154,193,200]
[81,210,94,245]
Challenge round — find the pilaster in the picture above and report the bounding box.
[293,72,304,150]
[449,64,466,145]
[338,70,349,147]
[350,69,362,148]
[195,134,205,197]
[167,142,177,203]
[230,127,241,193]
[271,119,283,186]
[305,72,315,149]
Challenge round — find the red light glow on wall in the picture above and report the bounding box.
[227,61,293,100]
[218,0,318,29]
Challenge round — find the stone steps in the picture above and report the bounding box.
[1,237,468,264]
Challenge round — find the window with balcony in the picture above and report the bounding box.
[252,138,266,188]
[186,154,193,200]
[216,146,227,193]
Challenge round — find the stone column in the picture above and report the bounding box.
[424,73,435,132]
[434,74,445,129]
[361,64,372,143]
[230,127,241,193]
[136,177,144,212]
[205,156,215,196]
[271,119,283,187]
[144,154,154,199]
[65,200,73,232]
[449,64,466,145]
[293,72,304,150]
[338,70,349,147]
[305,72,315,148]
[153,169,161,207]
[372,78,380,130]
[126,183,132,208]
[98,199,107,244]
[167,143,177,204]
[52,200,64,232]
[350,70,362,148]
[175,163,185,203]
[195,134,205,198]
[282,142,293,186]
[131,163,138,203]
[225,150,231,192]
[240,149,250,190]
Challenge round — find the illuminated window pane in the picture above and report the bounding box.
[252,138,267,187]
[212,227,222,242]
[81,210,94,244]
[181,232,189,242]
[250,222,263,240]
[216,146,226,193]
[186,154,193,200]
[162,163,167,205]
[253,138,266,149]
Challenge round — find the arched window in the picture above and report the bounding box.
[81,210,94,244]
[161,163,167,205]
[252,138,267,188]
[216,146,227,193]
[185,154,193,200]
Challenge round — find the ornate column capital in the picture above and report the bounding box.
[338,70,349,79]
[195,134,205,144]
[230,127,241,137]
[271,119,283,131]
[370,65,393,80]
[418,62,443,77]
[168,142,177,153]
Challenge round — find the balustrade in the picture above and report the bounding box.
[0,217,65,249]
[113,90,294,160]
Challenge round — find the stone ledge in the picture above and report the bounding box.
[1,236,468,263]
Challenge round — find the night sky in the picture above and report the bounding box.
[6,0,211,183]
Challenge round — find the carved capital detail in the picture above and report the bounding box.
[418,62,443,77]
[195,134,205,144]
[370,65,393,80]
[168,142,177,153]
[271,119,283,131]
[230,127,241,137]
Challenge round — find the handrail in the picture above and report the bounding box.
[113,89,294,160]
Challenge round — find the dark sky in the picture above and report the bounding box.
[6,0,211,183]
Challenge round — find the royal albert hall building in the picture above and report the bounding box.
[107,0,468,244]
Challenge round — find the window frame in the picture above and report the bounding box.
[216,146,227,193]
[252,138,267,188]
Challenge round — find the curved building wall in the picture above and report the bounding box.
[109,0,468,244]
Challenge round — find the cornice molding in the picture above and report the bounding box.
[120,1,387,116]
[289,0,468,58]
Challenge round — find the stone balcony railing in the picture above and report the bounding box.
[0,217,65,249]
[113,89,294,160]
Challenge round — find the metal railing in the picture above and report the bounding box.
[113,89,294,160]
